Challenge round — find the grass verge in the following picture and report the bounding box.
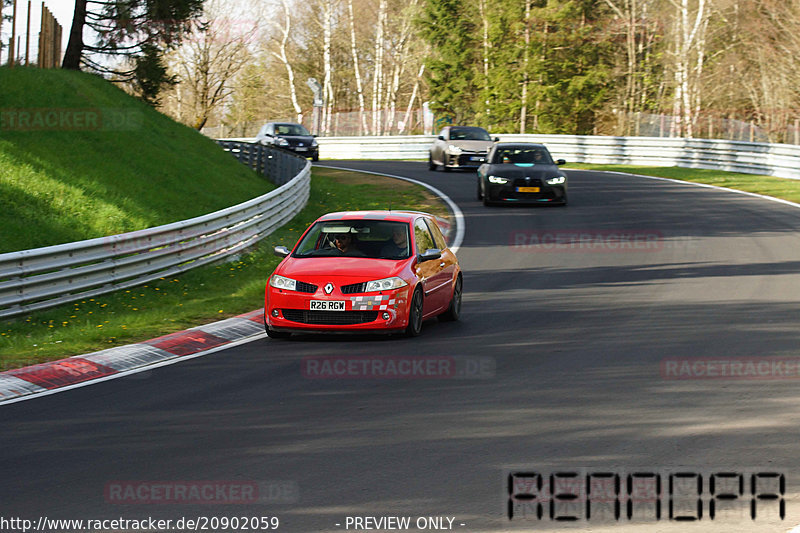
[0,167,450,369]
[565,163,800,204]
[0,67,273,253]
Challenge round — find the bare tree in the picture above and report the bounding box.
[161,0,257,130]
[666,0,710,138]
[271,0,304,123]
[347,0,369,134]
[371,0,387,134]
[382,0,421,134]
[600,0,663,135]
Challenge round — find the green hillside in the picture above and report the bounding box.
[0,67,274,254]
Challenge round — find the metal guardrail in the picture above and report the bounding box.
[303,134,800,181]
[216,140,307,185]
[0,143,310,320]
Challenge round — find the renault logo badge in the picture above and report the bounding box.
[324,283,334,294]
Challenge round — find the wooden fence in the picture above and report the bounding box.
[1,1,62,67]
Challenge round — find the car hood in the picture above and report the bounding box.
[485,164,563,178]
[446,140,494,151]
[278,257,405,280]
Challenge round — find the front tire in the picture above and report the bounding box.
[264,315,291,339]
[428,153,437,171]
[405,288,424,337]
[476,178,483,200]
[438,275,462,322]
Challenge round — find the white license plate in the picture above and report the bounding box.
[310,300,345,311]
[295,147,308,152]
[470,156,484,161]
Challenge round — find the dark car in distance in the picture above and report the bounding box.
[476,143,568,206]
[256,122,319,161]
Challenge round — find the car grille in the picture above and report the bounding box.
[341,282,367,294]
[456,152,487,166]
[281,309,378,325]
[295,281,318,293]
[513,178,544,187]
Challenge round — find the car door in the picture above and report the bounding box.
[413,218,448,315]
[432,127,449,165]
[425,217,457,301]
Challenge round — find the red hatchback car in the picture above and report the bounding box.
[264,211,462,338]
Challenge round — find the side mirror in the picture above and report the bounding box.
[556,159,566,165]
[274,246,290,258]
[493,137,500,142]
[437,135,445,141]
[417,249,442,263]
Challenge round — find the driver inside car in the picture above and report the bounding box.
[332,232,364,256]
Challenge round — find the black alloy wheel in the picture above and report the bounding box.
[405,288,424,337]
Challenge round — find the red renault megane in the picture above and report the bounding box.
[264,211,462,338]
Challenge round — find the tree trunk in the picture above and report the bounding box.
[401,63,425,134]
[371,0,386,135]
[478,0,490,120]
[62,0,87,69]
[322,0,334,134]
[347,0,368,135]
[520,0,531,133]
[276,0,303,123]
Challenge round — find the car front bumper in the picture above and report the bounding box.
[286,146,318,159]
[265,286,411,333]
[485,183,567,204]
[444,152,487,169]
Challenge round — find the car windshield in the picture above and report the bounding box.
[449,127,491,141]
[274,123,310,136]
[493,147,553,165]
[293,220,412,259]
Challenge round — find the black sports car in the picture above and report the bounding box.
[476,143,568,206]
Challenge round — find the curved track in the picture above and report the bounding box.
[2,162,800,532]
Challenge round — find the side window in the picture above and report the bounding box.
[425,219,447,250]
[414,219,436,254]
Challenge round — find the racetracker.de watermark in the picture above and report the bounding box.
[1,108,142,132]
[661,357,800,380]
[104,480,298,505]
[301,355,495,380]
[510,229,696,252]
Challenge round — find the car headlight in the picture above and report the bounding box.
[364,277,408,292]
[269,274,297,291]
[546,176,566,185]
[488,175,509,184]
[311,139,318,146]
[276,138,290,146]
[447,144,463,155]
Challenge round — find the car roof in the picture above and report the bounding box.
[317,210,431,223]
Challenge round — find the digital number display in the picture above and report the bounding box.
[507,470,785,522]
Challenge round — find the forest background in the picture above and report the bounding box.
[10,0,800,143]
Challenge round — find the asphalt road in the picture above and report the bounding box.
[2,161,800,533]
